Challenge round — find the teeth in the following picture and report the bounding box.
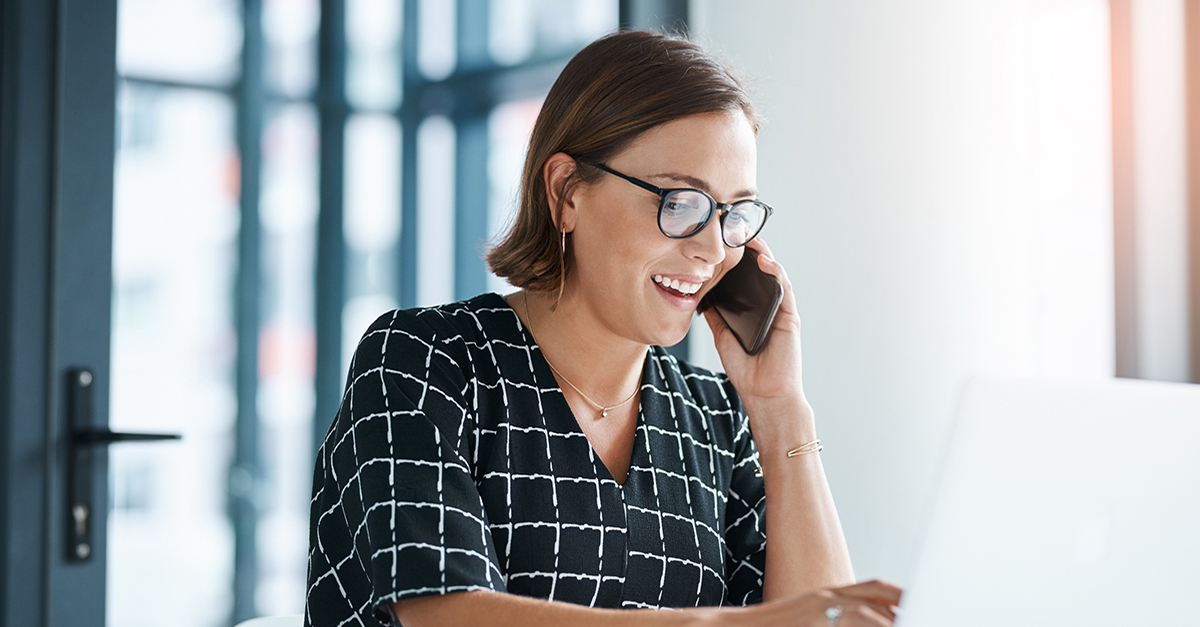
[652,275,701,295]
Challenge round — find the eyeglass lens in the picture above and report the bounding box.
[660,190,767,247]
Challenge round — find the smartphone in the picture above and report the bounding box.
[698,248,783,355]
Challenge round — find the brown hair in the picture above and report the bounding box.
[486,30,761,293]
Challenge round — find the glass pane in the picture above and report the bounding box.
[417,0,456,80]
[109,83,238,627]
[117,0,242,85]
[342,113,401,370]
[257,103,319,615]
[487,98,542,295]
[416,115,456,307]
[489,0,536,65]
[346,0,402,111]
[491,0,617,64]
[264,0,320,99]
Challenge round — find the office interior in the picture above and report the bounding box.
[1,0,1197,626]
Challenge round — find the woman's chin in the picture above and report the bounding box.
[648,320,693,350]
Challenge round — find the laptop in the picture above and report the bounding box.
[897,376,1200,626]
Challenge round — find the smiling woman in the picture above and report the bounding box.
[304,30,900,627]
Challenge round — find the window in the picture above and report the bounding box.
[108,1,621,624]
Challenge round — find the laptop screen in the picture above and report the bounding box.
[898,376,1200,627]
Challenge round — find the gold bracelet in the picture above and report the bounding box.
[754,439,823,476]
[786,439,823,457]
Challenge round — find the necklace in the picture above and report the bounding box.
[523,292,641,418]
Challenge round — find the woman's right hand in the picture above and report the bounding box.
[737,580,902,627]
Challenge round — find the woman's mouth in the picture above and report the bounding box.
[652,274,702,296]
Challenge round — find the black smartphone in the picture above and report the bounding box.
[699,248,783,355]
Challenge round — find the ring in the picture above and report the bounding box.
[825,605,843,627]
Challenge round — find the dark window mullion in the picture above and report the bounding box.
[231,0,265,622]
[454,0,491,300]
[398,0,421,308]
[619,0,689,32]
[454,111,489,300]
[313,0,348,454]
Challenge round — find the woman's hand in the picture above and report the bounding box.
[740,580,903,627]
[702,237,811,440]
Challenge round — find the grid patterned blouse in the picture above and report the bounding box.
[305,294,767,627]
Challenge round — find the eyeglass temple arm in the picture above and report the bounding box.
[585,162,666,197]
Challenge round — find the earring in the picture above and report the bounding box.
[555,228,567,310]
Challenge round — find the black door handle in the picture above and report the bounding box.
[73,429,181,445]
[66,368,181,562]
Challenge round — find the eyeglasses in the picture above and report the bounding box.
[585,162,773,248]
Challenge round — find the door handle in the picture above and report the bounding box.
[66,368,181,562]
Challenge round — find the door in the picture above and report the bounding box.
[1,0,120,624]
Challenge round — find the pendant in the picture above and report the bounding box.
[601,409,608,418]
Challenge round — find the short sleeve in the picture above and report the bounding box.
[723,399,767,605]
[306,310,506,627]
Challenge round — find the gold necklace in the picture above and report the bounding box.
[523,292,641,418]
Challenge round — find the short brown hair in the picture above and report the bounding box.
[486,30,761,293]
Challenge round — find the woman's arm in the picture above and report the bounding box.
[393,582,900,627]
[703,240,855,600]
[749,397,855,600]
[395,591,714,627]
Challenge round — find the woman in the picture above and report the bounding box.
[306,30,901,627]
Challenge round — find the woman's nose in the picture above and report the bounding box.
[683,214,727,265]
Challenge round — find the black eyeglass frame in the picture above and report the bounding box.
[584,161,774,248]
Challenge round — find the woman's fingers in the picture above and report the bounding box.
[855,600,896,622]
[839,603,894,627]
[814,599,895,627]
[834,579,903,604]
[744,235,776,261]
[765,587,902,627]
[821,580,904,625]
[832,579,903,610]
[744,238,783,282]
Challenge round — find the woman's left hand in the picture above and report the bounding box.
[702,238,812,439]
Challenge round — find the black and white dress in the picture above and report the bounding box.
[305,294,767,627]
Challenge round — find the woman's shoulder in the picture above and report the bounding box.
[349,293,526,374]
[360,292,515,337]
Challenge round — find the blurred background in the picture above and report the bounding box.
[20,0,1200,625]
[107,0,620,625]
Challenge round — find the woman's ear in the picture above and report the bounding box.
[542,152,579,232]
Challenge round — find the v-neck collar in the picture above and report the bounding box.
[488,293,667,488]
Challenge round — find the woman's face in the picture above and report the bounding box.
[564,110,759,347]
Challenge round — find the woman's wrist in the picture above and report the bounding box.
[742,394,817,458]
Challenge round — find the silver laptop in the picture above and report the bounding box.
[897,376,1200,627]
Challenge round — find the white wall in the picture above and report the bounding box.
[690,0,1115,583]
